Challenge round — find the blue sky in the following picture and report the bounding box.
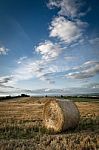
[0,0,99,96]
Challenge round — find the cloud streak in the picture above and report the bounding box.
[89,37,99,45]
[0,76,13,84]
[2,86,98,96]
[17,56,27,64]
[0,58,56,86]
[65,61,99,79]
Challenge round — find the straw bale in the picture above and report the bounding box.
[43,99,80,132]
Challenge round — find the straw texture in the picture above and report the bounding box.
[43,99,80,132]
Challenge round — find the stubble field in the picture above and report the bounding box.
[0,97,99,150]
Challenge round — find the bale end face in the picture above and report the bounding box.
[43,100,64,132]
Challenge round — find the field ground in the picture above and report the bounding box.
[0,97,99,150]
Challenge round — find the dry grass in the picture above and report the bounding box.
[0,97,99,150]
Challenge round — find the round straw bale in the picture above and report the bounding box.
[43,99,80,132]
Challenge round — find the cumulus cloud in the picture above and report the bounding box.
[65,61,99,79]
[49,16,87,44]
[35,40,63,61]
[48,0,87,18]
[0,46,9,55]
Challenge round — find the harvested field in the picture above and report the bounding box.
[0,97,99,150]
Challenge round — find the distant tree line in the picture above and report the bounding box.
[0,94,99,102]
[45,95,99,99]
[0,94,30,101]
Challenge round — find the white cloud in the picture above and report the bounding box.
[48,65,70,73]
[85,83,99,89]
[89,37,99,45]
[65,61,99,79]
[48,0,86,18]
[2,57,71,86]
[0,76,13,84]
[17,56,27,64]
[49,16,87,44]
[13,60,45,81]
[21,87,99,95]
[0,46,9,55]
[2,59,55,85]
[0,60,44,87]
[1,85,99,96]
[64,56,77,61]
[35,40,63,61]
